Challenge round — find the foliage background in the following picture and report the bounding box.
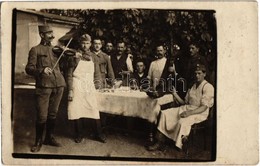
[41,9,216,84]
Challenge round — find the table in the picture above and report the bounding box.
[14,85,174,143]
[96,90,174,143]
[14,85,174,123]
[97,90,174,123]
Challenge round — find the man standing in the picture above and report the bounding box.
[92,37,115,89]
[67,34,106,143]
[186,42,208,88]
[104,41,114,59]
[111,41,133,80]
[25,25,66,152]
[147,44,175,91]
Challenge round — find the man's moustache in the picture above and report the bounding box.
[49,36,55,39]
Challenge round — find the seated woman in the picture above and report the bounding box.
[147,64,214,151]
[67,34,106,143]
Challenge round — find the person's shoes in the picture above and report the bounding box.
[31,140,42,152]
[31,123,45,153]
[43,136,62,147]
[146,142,165,151]
[44,119,61,146]
[74,135,83,143]
[95,119,106,143]
[95,134,106,143]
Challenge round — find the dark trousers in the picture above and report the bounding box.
[35,87,64,124]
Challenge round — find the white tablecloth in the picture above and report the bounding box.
[14,85,174,123]
[96,91,173,123]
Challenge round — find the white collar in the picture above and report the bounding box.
[155,56,166,62]
[138,73,144,77]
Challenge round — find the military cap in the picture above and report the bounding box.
[38,25,53,33]
[79,34,91,42]
[195,64,206,72]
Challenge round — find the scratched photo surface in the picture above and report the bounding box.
[11,8,217,162]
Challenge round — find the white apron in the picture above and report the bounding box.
[67,59,100,120]
[157,80,214,149]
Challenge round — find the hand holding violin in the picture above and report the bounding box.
[75,52,82,58]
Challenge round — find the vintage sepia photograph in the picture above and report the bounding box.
[11,7,217,162]
[1,1,259,165]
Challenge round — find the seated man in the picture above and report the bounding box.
[131,59,148,90]
[147,64,214,151]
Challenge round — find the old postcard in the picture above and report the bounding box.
[1,1,258,165]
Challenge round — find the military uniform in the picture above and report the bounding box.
[25,25,66,152]
[26,39,66,122]
[92,51,115,89]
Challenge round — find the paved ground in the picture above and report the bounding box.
[12,88,214,162]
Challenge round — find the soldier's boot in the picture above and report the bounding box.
[43,119,61,147]
[95,119,106,143]
[31,123,45,152]
[74,119,83,143]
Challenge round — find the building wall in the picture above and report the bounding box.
[15,12,38,75]
[15,11,75,83]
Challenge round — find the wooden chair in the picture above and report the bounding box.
[184,106,216,158]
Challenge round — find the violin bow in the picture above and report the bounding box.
[51,37,73,72]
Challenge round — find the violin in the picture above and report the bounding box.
[52,45,78,57]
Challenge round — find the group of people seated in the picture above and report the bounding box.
[26,25,214,153]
